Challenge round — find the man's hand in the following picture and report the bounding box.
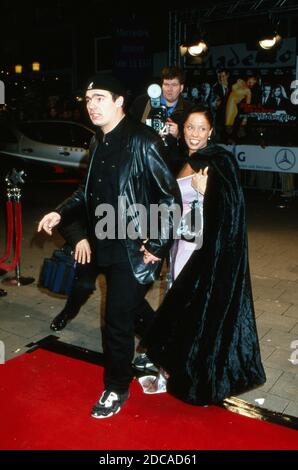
[37,212,61,235]
[75,239,91,264]
[140,245,161,265]
[166,118,179,139]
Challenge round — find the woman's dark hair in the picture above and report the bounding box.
[178,106,214,157]
[183,105,214,128]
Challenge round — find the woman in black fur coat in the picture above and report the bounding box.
[142,106,266,405]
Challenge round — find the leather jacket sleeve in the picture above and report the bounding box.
[55,184,85,224]
[58,218,88,249]
[53,134,97,226]
[143,139,182,258]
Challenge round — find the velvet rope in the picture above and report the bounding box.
[0,201,22,271]
[0,201,14,263]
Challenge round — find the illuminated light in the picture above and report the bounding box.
[187,40,208,56]
[15,64,22,74]
[32,62,40,71]
[147,84,161,99]
[259,34,281,50]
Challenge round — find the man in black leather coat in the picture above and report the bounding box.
[38,74,181,419]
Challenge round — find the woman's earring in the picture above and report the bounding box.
[208,135,211,140]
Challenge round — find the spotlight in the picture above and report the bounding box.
[259,33,282,50]
[258,15,282,50]
[180,22,208,58]
[188,40,208,56]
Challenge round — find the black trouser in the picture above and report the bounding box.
[75,262,98,292]
[65,259,154,392]
[61,263,97,317]
[101,260,154,393]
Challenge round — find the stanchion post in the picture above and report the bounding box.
[2,262,34,287]
[1,169,35,286]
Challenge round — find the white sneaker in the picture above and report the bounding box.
[133,353,155,369]
[91,389,129,419]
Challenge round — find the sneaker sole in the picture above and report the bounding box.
[135,364,153,370]
[91,407,121,419]
[134,364,154,369]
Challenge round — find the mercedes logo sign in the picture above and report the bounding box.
[275,148,296,171]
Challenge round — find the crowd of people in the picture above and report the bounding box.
[37,65,266,419]
[45,96,84,122]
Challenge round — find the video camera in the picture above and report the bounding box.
[145,84,168,142]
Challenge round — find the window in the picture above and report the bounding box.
[68,124,93,148]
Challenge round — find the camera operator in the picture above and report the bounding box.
[130,66,193,175]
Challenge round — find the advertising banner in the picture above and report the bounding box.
[183,39,298,168]
[186,38,296,69]
[223,144,298,174]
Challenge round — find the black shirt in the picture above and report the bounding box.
[89,117,128,265]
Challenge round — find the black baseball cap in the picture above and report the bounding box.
[85,74,126,97]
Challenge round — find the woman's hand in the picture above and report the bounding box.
[74,239,91,264]
[37,212,61,235]
[191,167,209,195]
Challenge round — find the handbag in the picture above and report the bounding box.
[39,245,77,295]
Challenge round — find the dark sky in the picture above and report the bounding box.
[0,1,169,65]
[1,1,297,93]
[0,0,174,94]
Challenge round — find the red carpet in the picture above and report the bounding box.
[0,348,297,450]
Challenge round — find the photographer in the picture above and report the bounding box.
[130,66,193,174]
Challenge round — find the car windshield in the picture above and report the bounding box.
[18,121,93,148]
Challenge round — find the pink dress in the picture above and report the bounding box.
[170,174,204,282]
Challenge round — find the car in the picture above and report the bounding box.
[0,119,95,171]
